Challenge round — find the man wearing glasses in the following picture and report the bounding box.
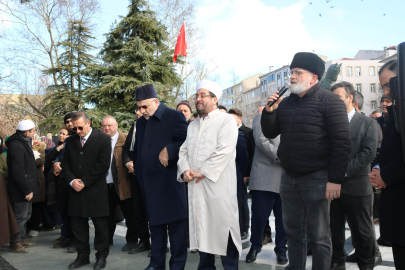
[178,80,242,269]
[62,111,112,270]
[133,84,188,270]
[262,52,351,269]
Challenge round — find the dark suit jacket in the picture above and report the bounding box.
[342,111,378,196]
[133,103,188,226]
[236,130,248,190]
[373,106,405,245]
[62,128,111,218]
[239,124,255,177]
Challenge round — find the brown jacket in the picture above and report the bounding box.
[113,130,131,200]
[0,175,19,247]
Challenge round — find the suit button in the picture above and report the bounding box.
[80,152,83,154]
[79,166,81,169]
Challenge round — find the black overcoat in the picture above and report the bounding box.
[61,128,111,218]
[133,103,188,226]
[6,132,39,202]
[373,106,405,246]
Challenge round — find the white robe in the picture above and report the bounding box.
[177,109,242,256]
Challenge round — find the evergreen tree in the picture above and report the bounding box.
[41,21,96,132]
[85,0,181,115]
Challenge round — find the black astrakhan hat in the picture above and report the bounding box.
[290,52,325,80]
[135,84,158,101]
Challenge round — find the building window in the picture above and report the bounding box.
[284,71,288,78]
[239,85,242,92]
[222,90,226,97]
[356,84,362,93]
[246,94,249,100]
[227,88,233,95]
[371,100,377,110]
[369,66,375,76]
[355,67,361,77]
[370,83,376,93]
[252,91,255,98]
[347,67,352,76]
[277,73,281,80]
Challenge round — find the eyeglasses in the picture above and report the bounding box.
[139,99,156,110]
[65,120,72,124]
[288,70,310,76]
[193,93,212,100]
[379,83,390,92]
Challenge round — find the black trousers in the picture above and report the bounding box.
[392,244,405,269]
[198,233,239,270]
[27,202,41,231]
[331,194,375,268]
[71,216,109,260]
[129,174,150,243]
[107,184,138,244]
[149,219,187,270]
[60,180,74,239]
[241,185,250,233]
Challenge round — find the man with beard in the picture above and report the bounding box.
[262,52,351,270]
[178,80,242,269]
[133,85,188,270]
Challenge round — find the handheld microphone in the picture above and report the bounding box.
[267,85,290,108]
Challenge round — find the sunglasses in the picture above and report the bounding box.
[65,120,72,124]
[73,125,85,131]
[139,99,156,110]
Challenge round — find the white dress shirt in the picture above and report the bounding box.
[348,108,356,123]
[106,132,119,184]
[70,129,92,186]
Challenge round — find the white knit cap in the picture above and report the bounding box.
[196,80,222,100]
[17,120,35,131]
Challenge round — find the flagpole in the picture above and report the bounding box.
[183,19,187,99]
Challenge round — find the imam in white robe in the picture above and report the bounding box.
[177,108,242,256]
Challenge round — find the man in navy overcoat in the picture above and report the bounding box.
[133,84,188,270]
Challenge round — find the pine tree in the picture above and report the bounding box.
[85,0,181,115]
[40,21,96,132]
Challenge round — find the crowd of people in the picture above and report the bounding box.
[0,52,404,270]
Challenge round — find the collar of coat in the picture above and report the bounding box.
[115,129,126,147]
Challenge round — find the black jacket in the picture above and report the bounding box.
[236,130,248,190]
[373,106,405,245]
[6,132,39,202]
[261,82,351,184]
[61,128,111,218]
[239,124,255,177]
[343,111,378,196]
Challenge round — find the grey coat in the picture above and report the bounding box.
[343,111,378,196]
[249,114,283,193]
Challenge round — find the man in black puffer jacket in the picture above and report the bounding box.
[261,52,351,270]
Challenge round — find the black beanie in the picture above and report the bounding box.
[64,112,75,123]
[135,84,158,101]
[381,95,392,103]
[290,52,325,80]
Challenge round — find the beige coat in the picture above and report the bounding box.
[113,130,131,200]
[177,109,242,256]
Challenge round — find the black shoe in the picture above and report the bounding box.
[122,242,136,251]
[93,258,106,270]
[67,246,77,253]
[68,258,90,269]
[241,232,249,240]
[377,237,392,247]
[54,238,73,249]
[307,246,313,256]
[375,251,382,266]
[346,252,358,263]
[359,267,373,270]
[331,262,346,270]
[128,242,151,254]
[144,267,164,270]
[276,251,288,264]
[245,247,260,263]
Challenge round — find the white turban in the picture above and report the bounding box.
[196,80,222,100]
[18,120,35,131]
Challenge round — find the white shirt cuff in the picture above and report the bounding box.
[373,164,380,170]
[70,180,75,186]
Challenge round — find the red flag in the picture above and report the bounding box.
[173,22,187,63]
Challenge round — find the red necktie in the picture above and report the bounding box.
[81,137,85,147]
